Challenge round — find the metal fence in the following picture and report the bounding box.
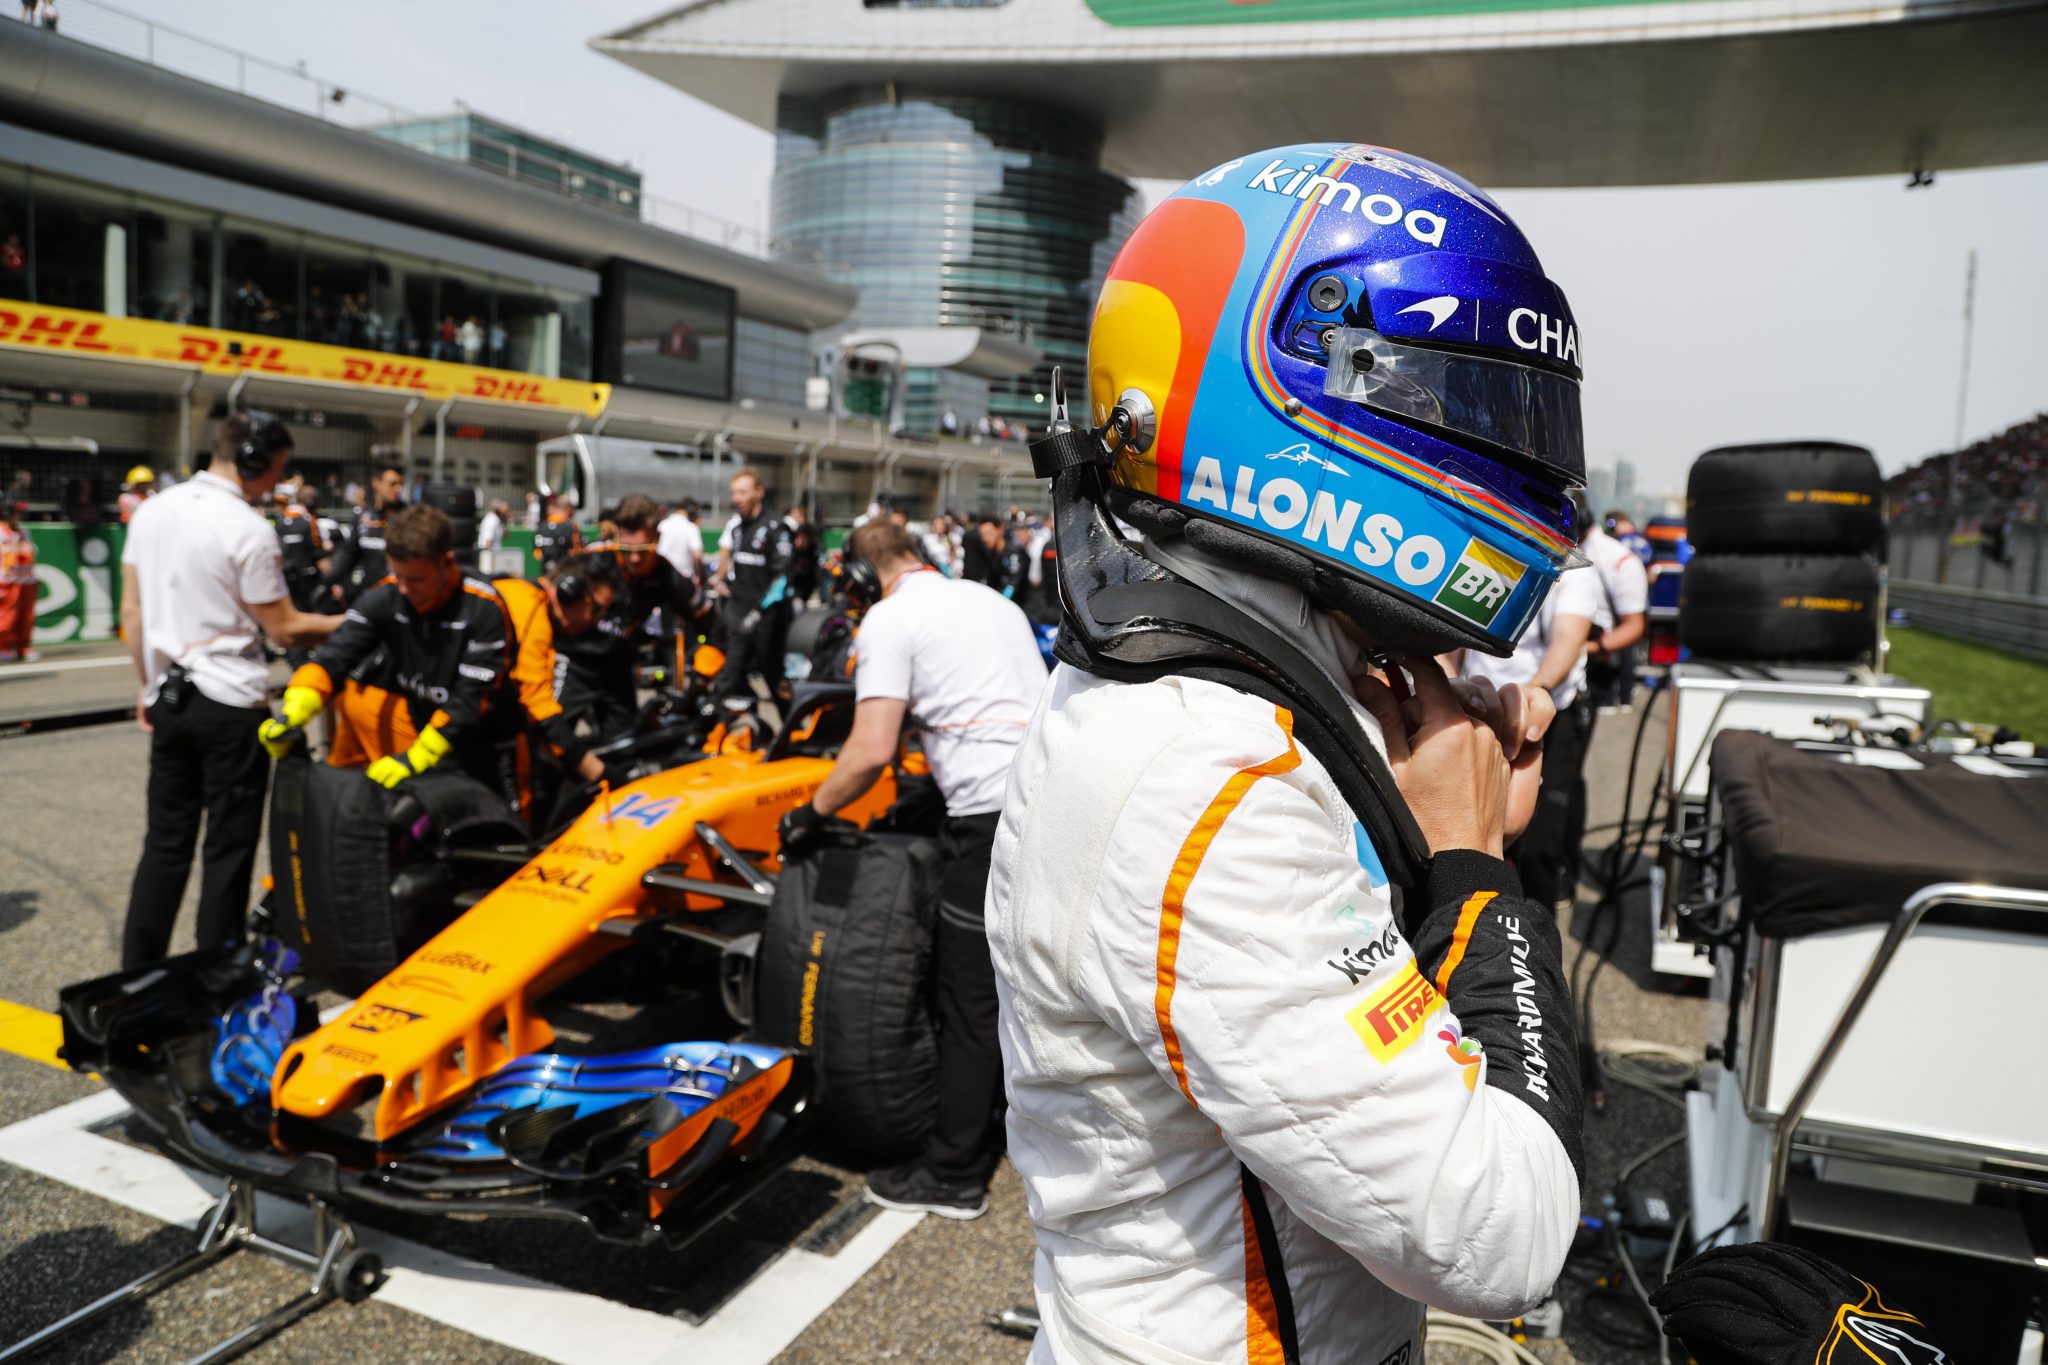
[1886,581,2048,660]
[52,0,841,274]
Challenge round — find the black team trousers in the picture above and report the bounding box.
[1513,693,1593,909]
[709,600,791,707]
[922,811,1005,1188]
[123,692,271,967]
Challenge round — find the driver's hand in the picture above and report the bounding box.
[1449,676,1554,844]
[577,752,605,783]
[1357,654,1511,859]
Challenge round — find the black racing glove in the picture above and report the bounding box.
[1650,1242,1949,1365]
[777,804,829,863]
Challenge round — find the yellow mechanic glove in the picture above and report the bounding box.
[363,726,451,789]
[257,685,324,759]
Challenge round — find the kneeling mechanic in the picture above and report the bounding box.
[778,519,1050,1220]
[261,505,529,808]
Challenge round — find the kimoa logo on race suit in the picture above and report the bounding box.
[1186,455,1527,629]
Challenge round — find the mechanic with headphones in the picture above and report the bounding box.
[778,519,1049,1221]
[119,411,343,967]
[489,555,615,818]
[987,146,1585,1359]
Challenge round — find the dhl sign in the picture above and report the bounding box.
[0,302,609,417]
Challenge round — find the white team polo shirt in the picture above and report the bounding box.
[1580,527,1650,634]
[853,567,1048,817]
[657,511,701,579]
[121,471,286,709]
[1462,561,1604,709]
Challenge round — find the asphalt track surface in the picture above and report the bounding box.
[0,662,1700,1364]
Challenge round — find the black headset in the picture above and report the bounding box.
[553,550,620,608]
[841,551,881,607]
[232,410,290,480]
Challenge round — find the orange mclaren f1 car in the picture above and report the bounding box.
[57,673,898,1249]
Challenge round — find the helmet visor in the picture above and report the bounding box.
[1322,328,1585,486]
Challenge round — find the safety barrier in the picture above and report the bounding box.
[1886,580,2048,661]
[23,520,838,644]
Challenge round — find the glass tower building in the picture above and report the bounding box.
[771,89,1140,438]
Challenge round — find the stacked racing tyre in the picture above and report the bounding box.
[1680,443,1884,664]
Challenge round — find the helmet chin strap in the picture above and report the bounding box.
[1030,374,1432,892]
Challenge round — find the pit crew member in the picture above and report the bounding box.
[988,144,1585,1360]
[0,498,36,662]
[708,467,794,708]
[264,505,525,805]
[1459,507,1601,911]
[270,482,330,613]
[120,412,341,966]
[532,492,583,569]
[491,559,613,820]
[1581,502,1650,711]
[553,494,698,742]
[778,519,1049,1219]
[323,459,405,604]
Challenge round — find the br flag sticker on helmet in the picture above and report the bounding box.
[1085,140,1587,658]
[1435,539,1528,629]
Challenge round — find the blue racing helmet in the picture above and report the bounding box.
[1086,142,1585,656]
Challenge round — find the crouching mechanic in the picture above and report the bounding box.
[777,519,1049,1219]
[989,144,1588,1360]
[261,505,532,809]
[492,560,613,816]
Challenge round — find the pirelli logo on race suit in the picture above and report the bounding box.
[1345,961,1446,1063]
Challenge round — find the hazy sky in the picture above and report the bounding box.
[130,0,2048,491]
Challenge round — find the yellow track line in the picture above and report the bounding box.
[0,998,69,1070]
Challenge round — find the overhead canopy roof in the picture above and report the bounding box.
[0,23,857,331]
[596,0,2048,187]
[837,327,1043,381]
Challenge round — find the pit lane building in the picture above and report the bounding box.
[0,19,1036,555]
[596,0,2048,438]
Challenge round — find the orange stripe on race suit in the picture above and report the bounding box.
[1432,890,1499,996]
[1155,707,1301,1106]
[1240,1188,1288,1365]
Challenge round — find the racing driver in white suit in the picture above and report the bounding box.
[988,143,1589,1363]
